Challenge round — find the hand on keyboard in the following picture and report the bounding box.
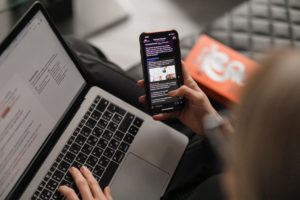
[58,166,113,200]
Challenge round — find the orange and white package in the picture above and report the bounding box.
[185,35,259,106]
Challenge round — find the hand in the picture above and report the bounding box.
[137,62,218,135]
[58,166,113,200]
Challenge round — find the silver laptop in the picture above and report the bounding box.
[0,3,188,200]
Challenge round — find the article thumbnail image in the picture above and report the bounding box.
[149,65,176,82]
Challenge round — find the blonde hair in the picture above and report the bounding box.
[231,50,300,200]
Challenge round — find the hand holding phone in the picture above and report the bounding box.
[139,30,185,115]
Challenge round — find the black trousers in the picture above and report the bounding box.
[65,37,224,200]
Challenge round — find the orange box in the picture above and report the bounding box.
[185,35,259,106]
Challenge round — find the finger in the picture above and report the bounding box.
[58,186,80,200]
[169,85,205,105]
[80,166,106,199]
[69,167,94,200]
[181,61,192,81]
[137,80,145,88]
[138,95,146,104]
[104,187,113,200]
[153,112,177,121]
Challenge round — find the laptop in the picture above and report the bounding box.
[0,2,188,200]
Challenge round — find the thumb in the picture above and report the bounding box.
[169,85,206,105]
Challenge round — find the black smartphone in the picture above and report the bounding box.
[139,30,185,115]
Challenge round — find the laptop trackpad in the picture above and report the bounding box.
[110,153,169,200]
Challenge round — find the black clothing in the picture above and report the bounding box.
[65,37,224,200]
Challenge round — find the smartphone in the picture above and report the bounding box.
[139,30,185,115]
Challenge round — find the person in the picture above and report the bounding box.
[59,38,300,199]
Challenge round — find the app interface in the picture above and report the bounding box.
[143,32,183,109]
[143,32,182,110]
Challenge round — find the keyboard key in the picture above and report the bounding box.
[68,136,75,144]
[69,143,81,155]
[83,112,90,120]
[119,142,129,152]
[92,146,104,157]
[91,110,101,121]
[82,144,93,155]
[40,189,52,200]
[75,135,87,146]
[86,118,97,129]
[107,122,118,132]
[52,162,58,169]
[124,134,134,144]
[62,145,69,154]
[114,131,124,141]
[56,153,64,163]
[64,171,73,182]
[52,170,64,182]
[128,125,138,136]
[37,181,46,192]
[95,96,101,103]
[80,126,92,137]
[103,111,113,121]
[104,148,115,158]
[88,105,94,112]
[102,130,113,140]
[61,179,72,187]
[97,119,108,129]
[44,172,52,182]
[58,161,70,172]
[93,165,105,177]
[113,150,125,163]
[107,103,126,116]
[99,156,110,168]
[46,179,59,191]
[76,152,88,163]
[133,117,143,127]
[85,165,94,172]
[99,161,119,188]
[64,152,76,163]
[86,155,98,166]
[97,138,108,149]
[32,191,39,200]
[96,98,109,112]
[92,127,104,137]
[87,135,98,146]
[78,119,85,128]
[73,128,80,136]
[72,161,82,170]
[118,113,134,133]
[112,113,123,124]
[52,191,62,200]
[109,139,120,149]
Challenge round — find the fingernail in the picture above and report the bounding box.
[81,166,87,171]
[58,186,64,193]
[69,167,74,172]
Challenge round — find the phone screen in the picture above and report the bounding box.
[140,30,184,114]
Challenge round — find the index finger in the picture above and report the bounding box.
[69,167,94,200]
[80,166,106,199]
[181,61,192,81]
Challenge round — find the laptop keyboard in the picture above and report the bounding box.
[32,95,144,200]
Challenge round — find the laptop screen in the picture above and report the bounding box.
[0,11,86,198]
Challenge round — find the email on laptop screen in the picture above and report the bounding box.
[0,11,86,198]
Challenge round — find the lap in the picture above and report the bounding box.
[65,36,223,200]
